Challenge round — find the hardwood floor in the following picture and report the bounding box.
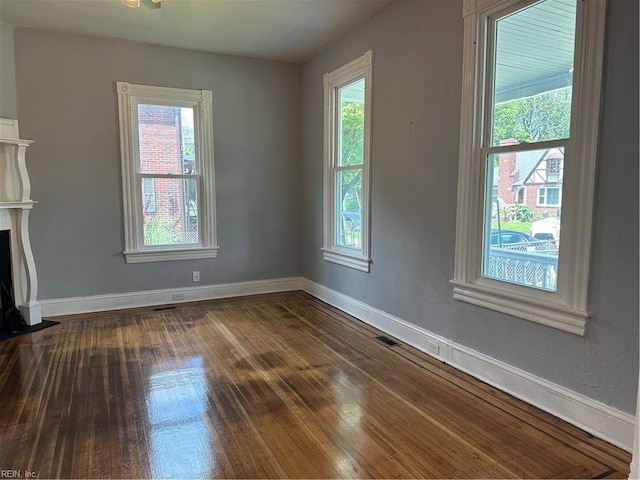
[0,291,631,478]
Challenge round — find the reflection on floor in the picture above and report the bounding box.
[0,292,631,478]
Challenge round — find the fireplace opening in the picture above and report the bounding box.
[0,230,26,332]
[0,231,11,300]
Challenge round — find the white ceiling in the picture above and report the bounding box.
[0,0,394,64]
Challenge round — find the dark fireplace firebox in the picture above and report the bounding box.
[0,230,11,299]
[0,229,26,332]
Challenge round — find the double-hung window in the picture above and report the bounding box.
[322,51,373,272]
[452,0,606,334]
[117,82,218,263]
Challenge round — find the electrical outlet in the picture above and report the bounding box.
[192,271,200,282]
[172,293,185,301]
[426,341,440,357]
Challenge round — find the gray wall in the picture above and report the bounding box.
[300,0,639,413]
[8,0,638,415]
[13,28,301,299]
[1,22,17,118]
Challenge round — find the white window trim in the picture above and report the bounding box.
[322,51,373,272]
[452,0,606,335]
[117,82,218,263]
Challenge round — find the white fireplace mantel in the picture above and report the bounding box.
[0,118,41,325]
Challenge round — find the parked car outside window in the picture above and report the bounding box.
[490,229,557,255]
[530,217,561,245]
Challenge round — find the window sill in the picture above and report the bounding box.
[450,280,588,335]
[322,248,371,272]
[124,247,219,264]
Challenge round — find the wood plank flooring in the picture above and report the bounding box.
[0,291,631,478]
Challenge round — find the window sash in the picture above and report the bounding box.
[131,101,203,249]
[479,0,574,295]
[483,0,575,149]
[331,75,365,251]
[131,100,201,176]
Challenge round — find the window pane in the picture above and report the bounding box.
[338,79,365,167]
[143,178,199,246]
[335,169,362,250]
[138,105,196,175]
[142,177,156,213]
[546,188,560,205]
[482,148,563,291]
[491,0,576,146]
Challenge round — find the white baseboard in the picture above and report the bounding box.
[301,278,635,453]
[41,277,304,317]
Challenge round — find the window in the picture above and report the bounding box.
[117,82,218,263]
[322,51,373,272]
[538,187,561,206]
[547,158,561,175]
[452,0,606,334]
[545,155,562,182]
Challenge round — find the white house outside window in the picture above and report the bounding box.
[452,0,606,334]
[322,51,373,272]
[117,82,218,263]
